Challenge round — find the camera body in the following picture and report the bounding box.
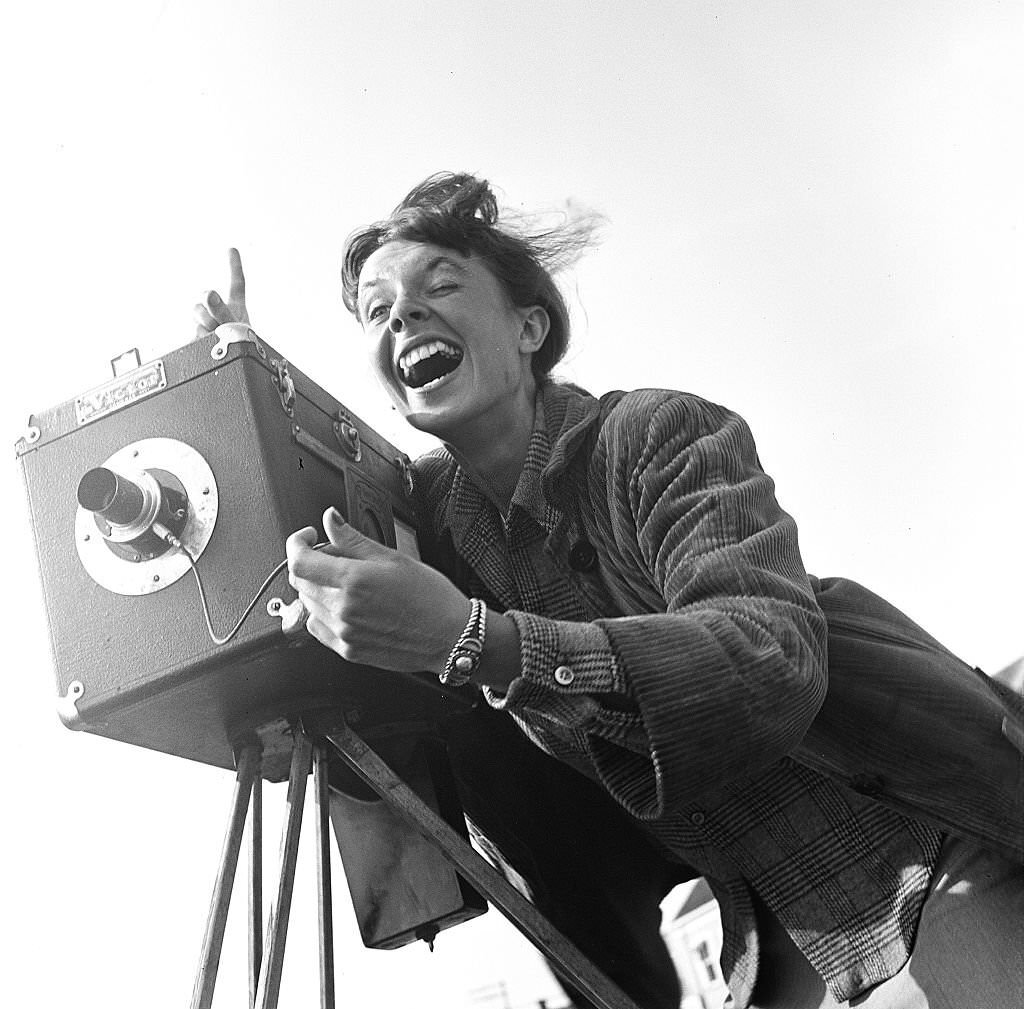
[17,327,489,950]
[16,328,458,780]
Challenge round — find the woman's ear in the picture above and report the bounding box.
[518,306,551,355]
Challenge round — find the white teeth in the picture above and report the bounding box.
[398,340,460,372]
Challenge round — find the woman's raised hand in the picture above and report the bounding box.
[194,248,250,339]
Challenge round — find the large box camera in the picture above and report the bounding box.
[15,327,464,779]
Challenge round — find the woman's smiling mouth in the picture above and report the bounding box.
[398,339,464,388]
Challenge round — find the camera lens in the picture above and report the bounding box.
[77,467,146,527]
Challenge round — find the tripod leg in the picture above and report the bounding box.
[254,730,313,1009]
[190,743,261,1009]
[248,774,263,1008]
[313,744,336,1009]
[322,724,643,1009]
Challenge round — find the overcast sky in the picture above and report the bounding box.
[3,3,1022,1007]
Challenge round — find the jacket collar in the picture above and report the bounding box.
[536,381,604,496]
[437,381,603,546]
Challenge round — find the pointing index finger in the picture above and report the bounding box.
[228,248,246,310]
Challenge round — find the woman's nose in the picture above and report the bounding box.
[388,298,428,333]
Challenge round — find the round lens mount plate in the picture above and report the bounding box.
[75,438,219,595]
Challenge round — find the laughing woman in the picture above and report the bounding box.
[196,174,1023,1009]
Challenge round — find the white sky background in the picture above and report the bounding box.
[2,2,1022,1007]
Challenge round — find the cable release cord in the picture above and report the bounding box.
[152,522,328,646]
[151,523,476,705]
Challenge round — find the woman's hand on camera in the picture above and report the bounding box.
[194,247,249,339]
[285,507,471,674]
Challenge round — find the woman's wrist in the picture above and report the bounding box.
[435,600,521,692]
[438,598,487,686]
[472,611,521,692]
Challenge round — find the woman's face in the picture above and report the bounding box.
[357,240,548,442]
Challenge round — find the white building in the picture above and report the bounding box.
[661,880,730,1009]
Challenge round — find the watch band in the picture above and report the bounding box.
[439,598,487,687]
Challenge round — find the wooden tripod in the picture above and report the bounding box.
[188,720,643,1009]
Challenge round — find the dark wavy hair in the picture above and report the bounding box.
[341,173,601,380]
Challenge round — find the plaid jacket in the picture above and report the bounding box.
[415,382,946,1007]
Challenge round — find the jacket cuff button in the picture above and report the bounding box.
[554,665,575,686]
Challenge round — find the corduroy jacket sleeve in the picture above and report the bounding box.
[490,391,829,820]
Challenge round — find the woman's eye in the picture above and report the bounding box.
[430,282,457,296]
[366,304,390,322]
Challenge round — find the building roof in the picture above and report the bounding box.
[673,878,714,919]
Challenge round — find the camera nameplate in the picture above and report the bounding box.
[75,360,167,426]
